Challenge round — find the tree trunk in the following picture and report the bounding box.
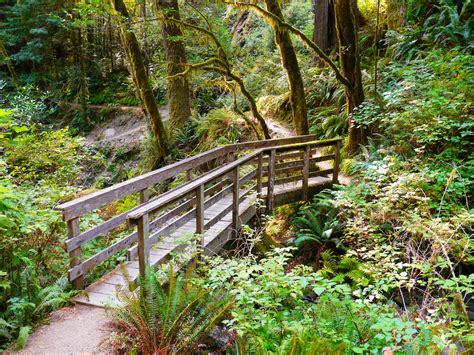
[264,0,308,136]
[140,0,149,76]
[312,0,337,65]
[0,39,20,86]
[156,0,192,130]
[334,0,366,155]
[386,0,406,29]
[228,72,271,139]
[111,0,169,158]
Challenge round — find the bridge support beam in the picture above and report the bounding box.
[333,140,341,184]
[302,145,310,201]
[67,218,84,290]
[196,184,205,245]
[232,165,240,238]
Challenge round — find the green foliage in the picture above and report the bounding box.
[0,0,66,70]
[89,73,140,106]
[0,107,89,351]
[4,127,84,185]
[181,108,243,152]
[293,191,343,248]
[319,250,372,288]
[202,248,442,353]
[112,266,232,354]
[1,83,57,125]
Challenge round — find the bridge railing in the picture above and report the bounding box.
[127,138,342,279]
[56,135,321,289]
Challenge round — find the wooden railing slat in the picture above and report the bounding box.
[128,151,261,221]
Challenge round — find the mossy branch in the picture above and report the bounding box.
[164,16,271,139]
[228,1,353,91]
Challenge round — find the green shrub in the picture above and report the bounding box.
[4,127,84,185]
[202,248,443,353]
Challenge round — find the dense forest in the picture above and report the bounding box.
[0,0,473,353]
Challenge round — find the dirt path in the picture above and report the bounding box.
[266,118,294,138]
[16,305,112,355]
[84,104,295,148]
[85,104,169,148]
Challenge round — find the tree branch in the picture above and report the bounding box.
[228,1,353,90]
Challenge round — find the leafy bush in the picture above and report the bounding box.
[4,127,84,185]
[0,177,74,350]
[0,108,91,350]
[202,248,443,353]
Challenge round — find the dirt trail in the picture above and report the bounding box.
[85,104,170,148]
[84,103,293,148]
[16,305,112,355]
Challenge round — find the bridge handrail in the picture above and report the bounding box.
[58,135,340,289]
[128,137,342,278]
[56,135,318,221]
[127,138,342,221]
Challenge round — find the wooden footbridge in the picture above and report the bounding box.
[57,135,341,307]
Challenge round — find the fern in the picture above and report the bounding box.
[0,318,14,341]
[34,277,74,315]
[113,264,232,353]
[14,326,31,350]
[320,252,372,289]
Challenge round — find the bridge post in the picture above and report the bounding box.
[137,214,150,279]
[266,149,276,212]
[257,152,263,201]
[333,140,341,184]
[227,151,235,164]
[302,145,310,201]
[196,184,205,246]
[186,169,193,181]
[232,165,240,238]
[67,218,84,290]
[139,188,149,203]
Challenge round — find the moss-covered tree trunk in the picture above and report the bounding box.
[156,0,192,130]
[264,0,308,136]
[111,0,168,158]
[0,39,19,86]
[334,0,366,155]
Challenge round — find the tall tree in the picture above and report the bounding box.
[334,0,366,154]
[263,0,309,136]
[312,0,336,65]
[156,0,192,129]
[234,1,366,153]
[110,0,169,158]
